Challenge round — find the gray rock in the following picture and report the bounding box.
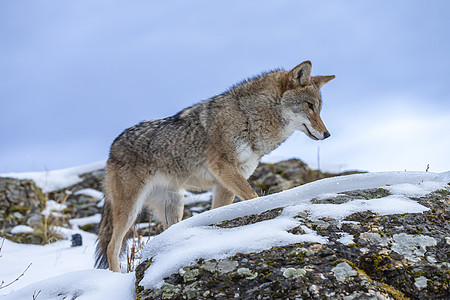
[391,233,437,262]
[216,259,238,274]
[26,214,43,227]
[283,267,306,279]
[414,276,428,289]
[332,262,357,281]
[0,177,46,232]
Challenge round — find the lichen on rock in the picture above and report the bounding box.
[135,182,450,299]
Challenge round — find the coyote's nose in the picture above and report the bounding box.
[323,132,331,139]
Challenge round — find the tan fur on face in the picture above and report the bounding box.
[95,60,335,272]
[307,105,329,136]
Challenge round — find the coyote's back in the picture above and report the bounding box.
[95,60,335,272]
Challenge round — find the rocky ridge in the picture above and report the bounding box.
[1,160,449,299]
[135,186,450,300]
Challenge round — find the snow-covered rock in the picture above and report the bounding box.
[0,161,106,193]
[135,171,450,299]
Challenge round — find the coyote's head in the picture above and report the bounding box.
[281,61,334,140]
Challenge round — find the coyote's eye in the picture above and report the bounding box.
[307,102,314,111]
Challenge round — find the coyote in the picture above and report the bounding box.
[95,61,334,272]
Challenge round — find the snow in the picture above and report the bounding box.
[337,233,354,245]
[2,270,135,300]
[1,168,449,298]
[1,228,96,294]
[41,200,67,218]
[140,216,328,289]
[184,191,212,205]
[10,225,34,234]
[69,214,102,229]
[74,188,104,200]
[299,195,429,220]
[1,224,135,299]
[0,161,106,193]
[385,181,446,197]
[73,188,105,208]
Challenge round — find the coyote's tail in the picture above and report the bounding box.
[95,199,113,269]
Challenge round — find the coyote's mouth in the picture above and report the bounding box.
[303,124,319,140]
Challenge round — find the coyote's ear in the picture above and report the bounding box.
[288,61,312,86]
[312,75,335,88]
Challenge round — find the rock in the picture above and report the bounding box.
[0,177,46,232]
[67,169,105,192]
[135,185,450,299]
[414,276,428,290]
[71,233,83,247]
[390,233,437,262]
[47,169,105,220]
[26,214,43,227]
[332,262,357,281]
[249,158,363,196]
[0,170,105,243]
[237,268,258,280]
[282,267,306,279]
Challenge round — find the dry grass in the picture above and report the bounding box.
[126,226,147,273]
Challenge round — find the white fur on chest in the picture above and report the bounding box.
[236,141,260,179]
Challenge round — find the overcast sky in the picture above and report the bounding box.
[1,0,449,173]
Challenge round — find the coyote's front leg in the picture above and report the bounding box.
[208,155,258,202]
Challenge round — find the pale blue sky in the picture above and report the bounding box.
[1,0,449,172]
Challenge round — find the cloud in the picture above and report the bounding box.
[1,1,449,172]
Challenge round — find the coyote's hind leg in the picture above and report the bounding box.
[107,177,148,272]
[151,186,184,230]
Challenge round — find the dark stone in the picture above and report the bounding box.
[71,233,82,247]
